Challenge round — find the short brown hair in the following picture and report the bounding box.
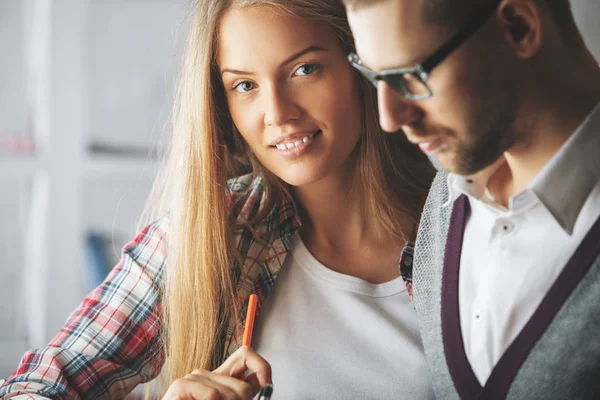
[344,0,580,40]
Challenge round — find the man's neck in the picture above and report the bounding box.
[487,95,600,207]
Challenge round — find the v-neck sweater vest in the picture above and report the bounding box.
[413,172,600,400]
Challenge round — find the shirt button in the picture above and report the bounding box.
[474,310,483,323]
[497,219,515,234]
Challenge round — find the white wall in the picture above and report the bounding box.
[573,0,600,61]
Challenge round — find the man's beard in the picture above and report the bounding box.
[448,93,521,176]
[451,125,517,175]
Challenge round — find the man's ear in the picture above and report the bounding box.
[497,0,544,59]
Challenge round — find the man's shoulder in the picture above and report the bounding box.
[432,169,449,193]
[422,169,450,215]
[416,169,454,260]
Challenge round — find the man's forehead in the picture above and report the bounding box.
[347,0,439,71]
[343,0,389,12]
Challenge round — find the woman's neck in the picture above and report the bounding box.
[292,162,403,284]
[294,161,372,247]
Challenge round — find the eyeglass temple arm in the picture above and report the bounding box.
[420,0,504,75]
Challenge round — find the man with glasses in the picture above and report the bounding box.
[344,0,600,398]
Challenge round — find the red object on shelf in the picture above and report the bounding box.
[0,129,36,155]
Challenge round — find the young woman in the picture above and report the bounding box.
[0,1,436,399]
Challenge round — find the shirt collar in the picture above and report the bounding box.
[253,186,302,238]
[445,101,600,234]
[529,101,600,233]
[444,157,506,207]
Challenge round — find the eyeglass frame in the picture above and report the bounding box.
[348,0,503,100]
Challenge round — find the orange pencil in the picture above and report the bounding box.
[242,294,258,346]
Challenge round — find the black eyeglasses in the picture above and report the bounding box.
[348,0,503,100]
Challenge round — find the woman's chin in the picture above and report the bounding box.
[276,170,326,188]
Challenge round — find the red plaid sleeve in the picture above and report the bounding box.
[0,216,169,400]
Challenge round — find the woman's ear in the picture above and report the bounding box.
[497,0,544,59]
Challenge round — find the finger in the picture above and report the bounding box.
[178,372,252,400]
[243,372,262,394]
[162,376,233,400]
[186,370,254,399]
[213,346,272,387]
[201,375,254,399]
[192,379,239,400]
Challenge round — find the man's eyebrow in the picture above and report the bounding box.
[220,45,326,76]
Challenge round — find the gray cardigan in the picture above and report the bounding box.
[413,171,600,400]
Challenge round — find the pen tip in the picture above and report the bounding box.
[259,383,273,397]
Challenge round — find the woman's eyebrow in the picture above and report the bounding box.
[220,45,326,76]
[278,45,325,67]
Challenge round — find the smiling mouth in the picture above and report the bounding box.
[271,130,321,150]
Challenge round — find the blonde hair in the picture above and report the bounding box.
[144,0,435,390]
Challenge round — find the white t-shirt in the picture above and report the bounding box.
[253,233,435,400]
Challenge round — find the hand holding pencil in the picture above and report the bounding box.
[242,294,273,399]
[161,294,272,400]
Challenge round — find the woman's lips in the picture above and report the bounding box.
[272,130,321,159]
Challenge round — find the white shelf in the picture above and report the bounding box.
[0,155,158,178]
[0,156,38,177]
[86,155,159,176]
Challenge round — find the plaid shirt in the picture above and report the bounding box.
[0,174,415,400]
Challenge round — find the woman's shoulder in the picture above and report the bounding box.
[123,213,170,273]
[128,174,267,249]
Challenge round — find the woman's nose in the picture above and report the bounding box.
[263,85,301,127]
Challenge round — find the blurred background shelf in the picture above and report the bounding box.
[0,157,38,176]
[85,0,185,153]
[0,0,189,377]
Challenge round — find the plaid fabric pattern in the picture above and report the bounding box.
[0,214,169,400]
[0,173,415,399]
[0,174,299,400]
[399,225,417,299]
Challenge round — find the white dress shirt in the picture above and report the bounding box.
[446,102,600,385]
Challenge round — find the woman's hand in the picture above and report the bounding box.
[162,346,272,400]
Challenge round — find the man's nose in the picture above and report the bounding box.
[377,81,423,132]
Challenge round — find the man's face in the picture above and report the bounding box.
[346,0,521,175]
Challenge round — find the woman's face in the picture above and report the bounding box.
[217,6,363,187]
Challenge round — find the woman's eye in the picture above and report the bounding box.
[294,63,319,76]
[233,81,255,93]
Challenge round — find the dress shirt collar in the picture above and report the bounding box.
[445,101,600,234]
